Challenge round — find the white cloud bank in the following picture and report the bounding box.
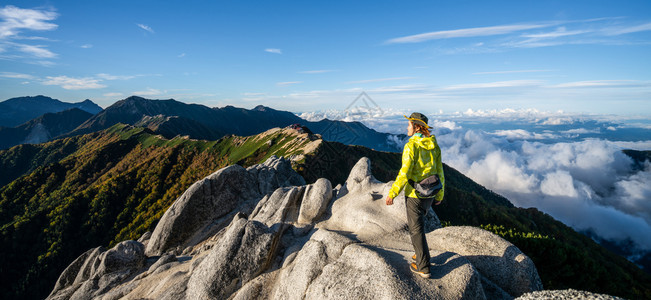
[440,128,651,250]
[300,108,651,251]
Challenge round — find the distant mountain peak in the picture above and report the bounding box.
[122,95,148,102]
[0,95,101,127]
[1,95,60,105]
[253,104,270,111]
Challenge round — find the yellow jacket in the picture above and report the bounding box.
[388,133,445,202]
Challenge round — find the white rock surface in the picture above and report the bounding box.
[297,178,333,225]
[426,226,543,298]
[47,241,146,300]
[49,156,555,300]
[145,155,304,256]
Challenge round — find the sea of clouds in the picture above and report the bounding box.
[299,108,651,255]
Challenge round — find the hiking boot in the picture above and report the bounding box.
[410,263,430,278]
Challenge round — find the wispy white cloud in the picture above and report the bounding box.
[366,84,429,93]
[386,23,553,44]
[0,72,35,79]
[12,42,56,58]
[277,81,302,86]
[551,80,650,88]
[42,75,106,90]
[0,5,58,39]
[81,44,92,49]
[346,76,416,84]
[137,23,154,33]
[603,22,651,36]
[521,27,590,39]
[103,92,123,97]
[0,5,59,63]
[13,35,57,42]
[265,48,282,54]
[443,80,544,90]
[285,88,362,100]
[96,73,138,80]
[14,72,144,90]
[391,18,651,53]
[241,92,266,101]
[178,53,186,58]
[133,88,163,96]
[27,60,56,67]
[473,70,553,75]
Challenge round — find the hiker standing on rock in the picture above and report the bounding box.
[385,112,445,279]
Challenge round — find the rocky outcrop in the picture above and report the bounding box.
[48,241,146,300]
[186,214,281,299]
[145,155,304,256]
[49,156,552,300]
[247,155,307,196]
[297,178,332,225]
[426,226,543,298]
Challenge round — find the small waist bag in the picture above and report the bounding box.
[408,174,442,199]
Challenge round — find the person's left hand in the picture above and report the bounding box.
[385,195,394,205]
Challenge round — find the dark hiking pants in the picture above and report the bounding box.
[406,196,434,273]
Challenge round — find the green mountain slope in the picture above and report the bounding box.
[0,124,318,299]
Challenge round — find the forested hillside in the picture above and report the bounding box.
[0,124,317,299]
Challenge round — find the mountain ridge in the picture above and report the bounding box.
[65,95,399,152]
[0,95,102,127]
[0,108,93,150]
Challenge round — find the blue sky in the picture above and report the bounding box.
[1,0,650,115]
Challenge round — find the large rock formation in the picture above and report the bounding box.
[49,156,550,299]
[145,155,305,256]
